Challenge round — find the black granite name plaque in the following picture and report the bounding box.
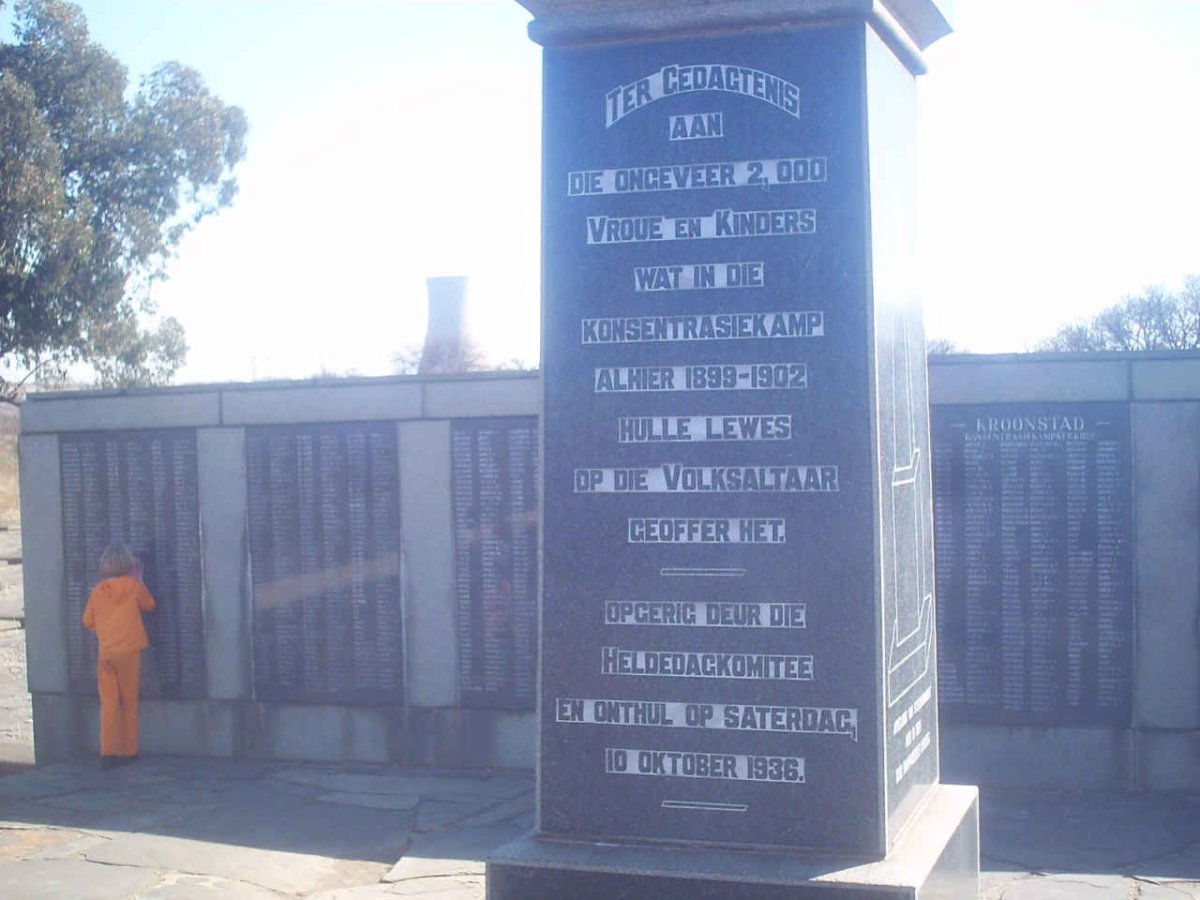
[452,418,539,710]
[246,422,404,705]
[540,29,900,853]
[932,403,1134,725]
[61,430,206,699]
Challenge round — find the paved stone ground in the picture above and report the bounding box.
[979,790,1200,899]
[0,757,1198,899]
[0,759,531,898]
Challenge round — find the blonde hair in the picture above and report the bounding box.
[99,543,137,578]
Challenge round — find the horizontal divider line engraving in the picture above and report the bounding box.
[662,800,749,813]
[660,567,746,577]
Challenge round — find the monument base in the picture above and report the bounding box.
[488,784,978,899]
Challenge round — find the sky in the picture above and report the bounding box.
[5,0,1200,383]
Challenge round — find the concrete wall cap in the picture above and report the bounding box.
[21,369,539,404]
[929,350,1200,366]
[20,371,542,431]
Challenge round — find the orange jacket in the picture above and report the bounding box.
[82,576,156,655]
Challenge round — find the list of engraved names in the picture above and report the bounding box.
[246,423,404,704]
[61,430,205,699]
[932,404,1133,725]
[452,418,539,710]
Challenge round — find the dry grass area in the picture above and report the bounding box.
[0,405,17,522]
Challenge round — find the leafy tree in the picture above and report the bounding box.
[0,0,246,401]
[1036,276,1200,352]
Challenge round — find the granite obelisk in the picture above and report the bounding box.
[490,2,978,895]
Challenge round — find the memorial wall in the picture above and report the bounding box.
[20,375,542,768]
[18,356,1200,788]
[924,354,1200,792]
[51,412,542,715]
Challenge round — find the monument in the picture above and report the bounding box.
[489,1,978,896]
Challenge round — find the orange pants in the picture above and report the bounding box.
[97,651,141,757]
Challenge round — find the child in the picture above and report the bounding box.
[82,542,156,768]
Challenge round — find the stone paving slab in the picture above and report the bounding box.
[0,762,113,799]
[85,831,382,896]
[83,788,409,894]
[995,875,1122,899]
[309,887,409,900]
[387,876,485,897]
[0,826,81,861]
[0,798,131,831]
[979,789,1200,900]
[310,877,484,899]
[1141,883,1200,900]
[20,831,109,862]
[152,759,273,782]
[451,792,534,830]
[0,857,161,900]
[271,769,529,801]
[9,793,184,835]
[309,887,406,900]
[140,873,284,899]
[983,789,1200,875]
[37,788,181,815]
[383,823,527,883]
[319,790,424,811]
[989,872,1200,899]
[413,799,488,831]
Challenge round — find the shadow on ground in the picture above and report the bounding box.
[981,788,1200,878]
[0,757,530,859]
[0,758,533,897]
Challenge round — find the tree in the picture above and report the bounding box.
[1036,276,1200,352]
[392,337,487,375]
[926,337,965,357]
[0,0,246,401]
[391,341,537,376]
